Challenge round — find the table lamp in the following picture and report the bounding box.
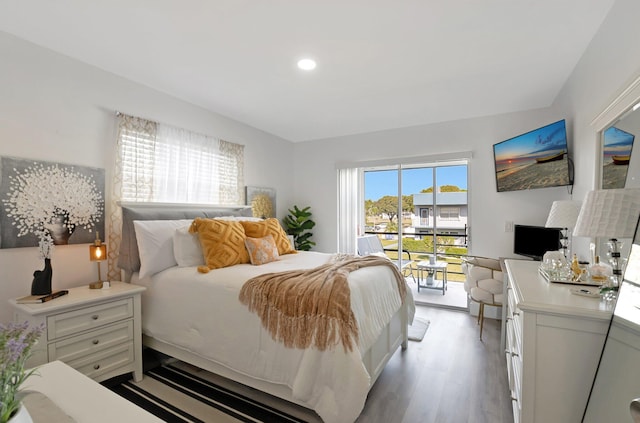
[89,232,107,289]
[573,188,640,294]
[545,200,582,259]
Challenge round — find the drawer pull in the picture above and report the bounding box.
[511,397,518,403]
[513,312,520,316]
[511,352,519,358]
[93,364,100,370]
[92,339,100,345]
[91,315,99,320]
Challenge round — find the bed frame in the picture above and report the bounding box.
[118,202,409,410]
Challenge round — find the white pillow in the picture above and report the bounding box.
[215,216,263,222]
[133,219,193,279]
[173,226,205,267]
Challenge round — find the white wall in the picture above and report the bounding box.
[293,0,640,262]
[293,108,572,257]
[0,32,294,323]
[552,0,640,258]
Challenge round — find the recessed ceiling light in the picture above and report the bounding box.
[297,58,317,71]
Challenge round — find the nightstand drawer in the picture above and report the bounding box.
[48,320,133,363]
[66,342,134,380]
[47,298,133,340]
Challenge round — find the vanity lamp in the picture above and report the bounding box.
[573,188,640,291]
[545,200,582,260]
[89,232,107,289]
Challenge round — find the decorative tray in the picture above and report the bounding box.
[538,267,604,287]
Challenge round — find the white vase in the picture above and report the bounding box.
[8,403,33,423]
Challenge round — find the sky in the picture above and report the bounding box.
[364,165,467,201]
[493,119,567,162]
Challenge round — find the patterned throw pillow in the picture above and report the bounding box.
[245,235,280,265]
[189,218,250,272]
[240,218,296,255]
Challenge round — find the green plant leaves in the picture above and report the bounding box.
[283,205,315,251]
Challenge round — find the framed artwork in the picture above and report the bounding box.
[245,186,276,218]
[0,156,105,249]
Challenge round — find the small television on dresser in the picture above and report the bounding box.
[513,224,562,261]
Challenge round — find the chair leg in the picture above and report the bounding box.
[479,302,485,340]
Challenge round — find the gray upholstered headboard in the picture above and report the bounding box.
[118,202,252,280]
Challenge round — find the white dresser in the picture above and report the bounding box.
[10,282,145,383]
[502,259,613,423]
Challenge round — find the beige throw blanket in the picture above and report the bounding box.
[238,255,407,352]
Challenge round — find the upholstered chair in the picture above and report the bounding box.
[462,257,504,340]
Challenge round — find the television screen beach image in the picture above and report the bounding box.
[493,120,571,192]
[602,126,635,189]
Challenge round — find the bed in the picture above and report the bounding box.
[118,203,414,423]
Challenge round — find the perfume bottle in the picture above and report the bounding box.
[588,256,612,284]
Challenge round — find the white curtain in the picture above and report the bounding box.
[153,124,222,203]
[337,167,361,254]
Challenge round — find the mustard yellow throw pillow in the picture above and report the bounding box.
[241,218,296,255]
[189,218,249,272]
[245,235,280,265]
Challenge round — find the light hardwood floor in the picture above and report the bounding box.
[356,305,514,423]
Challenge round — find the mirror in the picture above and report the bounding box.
[601,106,640,189]
[595,75,640,190]
[582,218,640,422]
[581,75,640,422]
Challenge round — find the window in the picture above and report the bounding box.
[116,113,244,204]
[440,207,460,220]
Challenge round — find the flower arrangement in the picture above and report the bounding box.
[0,322,44,423]
[37,235,54,260]
[2,162,103,246]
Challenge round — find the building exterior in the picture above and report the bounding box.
[412,192,468,237]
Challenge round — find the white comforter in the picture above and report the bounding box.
[134,251,414,423]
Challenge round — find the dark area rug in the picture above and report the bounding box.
[107,360,307,423]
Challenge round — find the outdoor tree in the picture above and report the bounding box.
[364,199,378,217]
[440,185,467,192]
[402,195,413,213]
[374,195,399,223]
[420,185,466,193]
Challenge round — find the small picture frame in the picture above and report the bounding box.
[245,186,276,218]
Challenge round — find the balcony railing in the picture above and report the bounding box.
[364,230,469,282]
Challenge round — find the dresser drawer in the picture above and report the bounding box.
[48,320,133,363]
[66,342,134,380]
[47,298,133,340]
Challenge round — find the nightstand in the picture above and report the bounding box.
[10,282,146,383]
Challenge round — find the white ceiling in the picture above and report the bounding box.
[0,1,616,142]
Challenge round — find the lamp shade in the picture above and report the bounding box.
[89,231,107,262]
[545,200,582,229]
[89,244,107,261]
[573,188,640,238]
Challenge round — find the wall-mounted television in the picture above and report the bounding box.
[493,119,572,192]
[513,224,562,261]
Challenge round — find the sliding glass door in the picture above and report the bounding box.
[363,162,468,278]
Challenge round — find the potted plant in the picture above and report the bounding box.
[0,322,44,423]
[282,205,316,251]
